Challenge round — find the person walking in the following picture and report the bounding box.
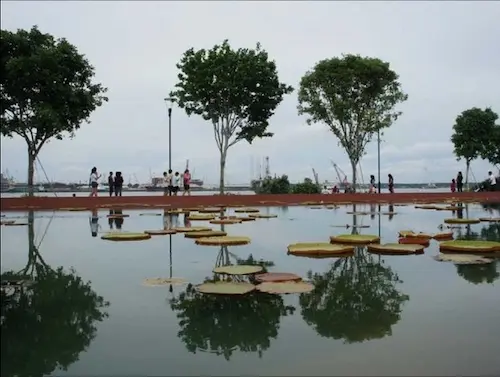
[456,171,463,192]
[369,175,376,193]
[173,171,181,196]
[388,174,394,193]
[89,167,101,197]
[183,169,191,196]
[108,172,114,197]
[114,171,124,196]
[450,178,456,193]
[166,169,173,196]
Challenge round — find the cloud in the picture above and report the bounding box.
[1,1,499,184]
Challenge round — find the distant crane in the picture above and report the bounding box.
[330,160,367,192]
[311,168,319,186]
[264,156,271,178]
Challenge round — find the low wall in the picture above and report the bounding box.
[1,192,499,211]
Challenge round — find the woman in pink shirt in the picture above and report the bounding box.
[183,169,191,196]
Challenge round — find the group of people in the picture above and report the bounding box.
[450,171,498,192]
[88,167,124,197]
[162,169,191,196]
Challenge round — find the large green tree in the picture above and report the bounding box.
[451,107,498,185]
[0,26,108,195]
[170,40,293,194]
[1,212,109,376]
[297,55,407,191]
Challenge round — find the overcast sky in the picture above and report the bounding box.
[1,1,499,185]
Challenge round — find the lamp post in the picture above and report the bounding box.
[377,129,381,194]
[164,97,174,171]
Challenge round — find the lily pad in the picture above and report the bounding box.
[213,265,263,275]
[381,212,397,215]
[434,254,493,265]
[329,234,380,245]
[196,282,255,295]
[368,243,425,255]
[198,207,224,213]
[287,243,354,256]
[415,205,439,210]
[237,217,256,222]
[107,214,130,219]
[433,232,453,240]
[326,205,339,209]
[398,230,415,237]
[195,236,251,246]
[479,217,500,222]
[248,214,278,219]
[142,277,187,286]
[1,220,16,225]
[144,229,177,235]
[398,237,430,246]
[256,281,314,294]
[4,222,28,226]
[187,214,216,221]
[439,240,500,253]
[184,230,227,239]
[101,232,152,241]
[406,232,432,239]
[309,206,323,209]
[166,209,190,214]
[209,219,242,225]
[444,218,480,225]
[139,213,162,216]
[234,208,260,213]
[66,207,88,212]
[174,226,212,233]
[255,272,302,283]
[346,211,369,215]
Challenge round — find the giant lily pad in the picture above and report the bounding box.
[174,226,212,233]
[248,214,278,219]
[398,237,430,247]
[209,219,242,225]
[415,205,439,210]
[101,232,151,241]
[184,230,227,239]
[195,236,251,246]
[256,281,314,294]
[287,243,354,256]
[167,209,190,214]
[142,277,187,286]
[144,229,177,235]
[346,211,370,215]
[198,207,224,213]
[107,214,130,219]
[433,254,493,265]
[3,222,28,226]
[432,232,453,240]
[398,231,432,239]
[234,208,260,213]
[0,220,15,225]
[187,214,216,221]
[255,272,302,283]
[479,217,500,223]
[212,265,263,275]
[443,218,480,225]
[368,243,425,255]
[439,240,500,253]
[329,234,380,245]
[139,213,162,216]
[196,282,255,295]
[398,230,415,237]
[237,217,256,222]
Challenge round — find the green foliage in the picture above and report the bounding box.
[0,26,108,153]
[482,124,500,166]
[171,40,293,148]
[299,247,409,343]
[252,175,291,194]
[451,107,498,164]
[292,178,320,194]
[297,54,408,177]
[0,219,108,376]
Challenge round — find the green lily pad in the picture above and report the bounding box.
[248,214,278,218]
[256,281,314,294]
[434,254,493,265]
[439,240,500,253]
[142,277,188,286]
[443,218,480,225]
[174,226,212,233]
[101,232,151,241]
[213,265,263,275]
[287,243,354,256]
[184,230,227,239]
[196,282,255,295]
[367,243,424,255]
[195,236,251,246]
[330,234,380,245]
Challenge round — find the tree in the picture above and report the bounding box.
[451,107,498,186]
[1,212,109,376]
[482,123,500,168]
[297,55,407,191]
[251,175,291,194]
[171,40,293,194]
[291,177,321,194]
[169,249,293,360]
[0,26,108,196]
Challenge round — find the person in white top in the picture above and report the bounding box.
[488,171,497,191]
[166,169,173,196]
[89,167,101,197]
[172,172,181,195]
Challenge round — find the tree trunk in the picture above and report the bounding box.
[219,149,227,195]
[350,160,357,193]
[465,159,470,190]
[27,148,36,197]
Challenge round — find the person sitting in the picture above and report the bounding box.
[487,171,497,191]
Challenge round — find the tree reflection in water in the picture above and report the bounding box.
[1,212,109,377]
[299,212,409,343]
[169,246,294,360]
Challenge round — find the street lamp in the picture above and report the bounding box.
[164,97,174,171]
[377,129,381,194]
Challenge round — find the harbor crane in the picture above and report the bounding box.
[330,160,367,192]
[311,168,319,186]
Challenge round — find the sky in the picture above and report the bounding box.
[1,1,499,185]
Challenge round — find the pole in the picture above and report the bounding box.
[164,97,174,171]
[377,129,381,193]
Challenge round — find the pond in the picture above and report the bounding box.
[1,202,500,376]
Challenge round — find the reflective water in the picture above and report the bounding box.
[1,203,499,376]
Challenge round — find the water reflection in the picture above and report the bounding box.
[299,213,409,343]
[1,211,109,377]
[169,247,294,360]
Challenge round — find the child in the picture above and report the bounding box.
[450,178,456,193]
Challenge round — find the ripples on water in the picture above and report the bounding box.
[1,202,499,376]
